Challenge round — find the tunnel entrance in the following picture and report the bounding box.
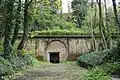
[49,52,60,63]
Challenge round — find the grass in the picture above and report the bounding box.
[30,29,93,37]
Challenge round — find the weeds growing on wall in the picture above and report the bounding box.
[30,29,93,37]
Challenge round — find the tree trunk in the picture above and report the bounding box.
[112,0,120,28]
[3,0,15,57]
[11,0,22,46]
[17,0,33,50]
[97,0,107,49]
[0,0,4,38]
[91,0,97,51]
[104,0,110,48]
[104,0,109,33]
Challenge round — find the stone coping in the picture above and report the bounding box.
[17,33,120,38]
[17,34,94,38]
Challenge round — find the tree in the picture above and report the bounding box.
[104,0,109,33]
[30,0,62,30]
[11,0,22,46]
[112,0,120,28]
[3,0,15,57]
[0,0,4,38]
[71,0,88,27]
[104,0,111,48]
[90,0,97,51]
[17,0,33,50]
[96,0,107,49]
[31,0,75,30]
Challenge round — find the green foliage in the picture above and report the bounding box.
[86,62,120,80]
[102,62,120,74]
[87,66,109,80]
[77,51,105,67]
[30,29,92,37]
[24,54,38,66]
[78,40,120,79]
[0,57,14,76]
[77,46,120,67]
[103,47,120,63]
[0,53,38,79]
[30,0,77,30]
[33,14,76,30]
[31,0,64,30]
[3,0,15,57]
[72,0,88,27]
[81,4,99,29]
[0,40,3,52]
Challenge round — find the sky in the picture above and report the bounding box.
[62,0,119,13]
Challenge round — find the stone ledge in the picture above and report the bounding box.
[17,33,120,38]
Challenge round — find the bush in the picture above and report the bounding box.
[77,47,120,68]
[86,62,120,80]
[0,57,14,76]
[24,54,39,66]
[77,41,120,79]
[102,62,120,75]
[87,66,109,80]
[103,47,120,63]
[77,51,107,68]
[0,53,38,79]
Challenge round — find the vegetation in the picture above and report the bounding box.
[77,45,120,67]
[74,0,120,79]
[30,29,92,37]
[1,0,120,79]
[77,40,120,79]
[87,66,109,80]
[72,0,88,27]
[0,0,37,79]
[0,53,38,79]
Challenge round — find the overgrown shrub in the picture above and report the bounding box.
[77,47,120,68]
[77,50,107,68]
[103,47,120,63]
[24,54,38,66]
[0,57,14,76]
[77,42,120,79]
[86,66,109,80]
[0,53,38,79]
[86,62,120,80]
[102,62,120,75]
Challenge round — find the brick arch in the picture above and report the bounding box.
[45,40,68,61]
[45,40,67,50]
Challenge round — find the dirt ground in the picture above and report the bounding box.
[13,62,87,80]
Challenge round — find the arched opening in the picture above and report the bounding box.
[46,40,67,62]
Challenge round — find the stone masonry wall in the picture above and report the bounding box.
[37,38,95,61]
